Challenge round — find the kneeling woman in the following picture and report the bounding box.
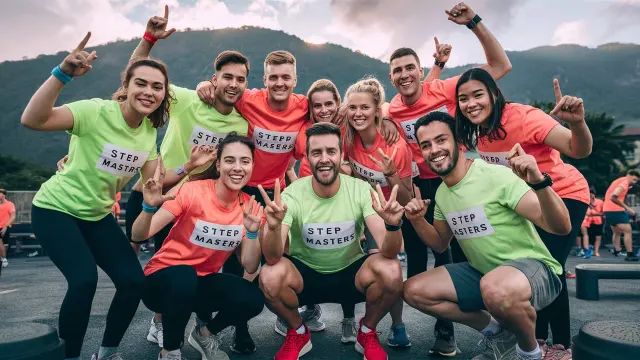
[132,134,265,360]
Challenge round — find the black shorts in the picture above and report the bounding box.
[588,223,603,237]
[286,254,369,306]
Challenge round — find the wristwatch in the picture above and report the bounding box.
[466,14,482,30]
[435,59,446,69]
[527,172,553,190]
[174,164,186,176]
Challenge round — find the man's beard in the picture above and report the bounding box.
[429,146,459,177]
[312,162,339,186]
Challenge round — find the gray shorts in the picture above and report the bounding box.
[444,259,562,312]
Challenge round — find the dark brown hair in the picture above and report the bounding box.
[189,133,255,181]
[214,50,250,74]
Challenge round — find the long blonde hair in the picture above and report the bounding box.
[306,79,342,123]
[344,76,386,150]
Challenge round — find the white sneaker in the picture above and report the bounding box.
[340,318,357,344]
[1,258,8,268]
[158,349,184,360]
[147,317,164,348]
[188,326,229,360]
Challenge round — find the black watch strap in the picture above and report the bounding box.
[435,59,446,69]
[527,173,553,190]
[466,14,482,29]
[385,220,403,232]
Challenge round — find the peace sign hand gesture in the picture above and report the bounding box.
[549,79,585,123]
[258,179,288,230]
[369,148,398,177]
[371,184,405,226]
[243,195,265,233]
[59,32,98,78]
[433,37,452,63]
[143,156,176,207]
[404,185,431,221]
[146,5,176,40]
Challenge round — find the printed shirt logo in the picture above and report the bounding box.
[302,220,357,250]
[444,205,496,240]
[189,220,243,251]
[412,161,420,178]
[252,126,297,154]
[96,143,149,177]
[350,159,388,187]
[400,105,448,144]
[478,151,511,167]
[189,125,227,147]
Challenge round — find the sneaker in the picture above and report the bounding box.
[230,323,256,354]
[300,305,326,332]
[624,255,639,262]
[147,317,164,348]
[275,326,312,360]
[428,326,457,357]
[537,339,549,355]
[565,270,576,279]
[158,350,184,360]
[387,323,411,347]
[27,250,39,257]
[341,318,357,344]
[583,248,592,259]
[187,326,229,360]
[614,250,627,257]
[471,330,517,360]
[275,316,289,337]
[543,344,572,360]
[1,258,7,268]
[355,319,387,360]
[91,354,123,360]
[577,249,584,257]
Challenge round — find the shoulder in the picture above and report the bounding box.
[283,176,311,196]
[389,94,405,116]
[342,175,371,192]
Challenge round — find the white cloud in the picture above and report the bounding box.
[170,0,280,31]
[551,20,590,46]
[272,0,318,14]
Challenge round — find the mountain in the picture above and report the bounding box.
[1,27,639,167]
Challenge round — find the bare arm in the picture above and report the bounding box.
[286,158,299,183]
[610,186,632,212]
[365,214,403,259]
[385,175,412,206]
[130,6,176,61]
[423,36,451,83]
[261,224,289,265]
[7,211,16,228]
[515,188,570,235]
[410,217,453,253]
[131,208,175,242]
[239,236,263,274]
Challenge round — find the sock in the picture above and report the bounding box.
[361,323,373,333]
[516,343,542,359]
[480,316,501,336]
[98,346,117,359]
[295,323,306,334]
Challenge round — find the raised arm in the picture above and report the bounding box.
[21,33,97,131]
[423,37,452,83]
[365,185,405,259]
[238,196,265,274]
[258,179,289,265]
[130,5,176,61]
[405,185,453,253]
[610,185,635,216]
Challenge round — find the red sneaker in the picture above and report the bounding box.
[275,325,312,360]
[355,319,388,360]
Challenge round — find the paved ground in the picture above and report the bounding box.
[1,250,639,360]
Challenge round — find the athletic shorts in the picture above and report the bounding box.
[588,223,603,237]
[605,211,630,226]
[286,254,369,306]
[444,259,562,312]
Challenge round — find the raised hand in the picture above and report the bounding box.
[433,37,452,63]
[59,32,98,77]
[445,2,477,25]
[143,156,175,207]
[369,148,398,176]
[258,178,288,229]
[404,185,430,221]
[57,155,69,172]
[243,195,265,233]
[332,104,348,127]
[146,5,176,40]
[196,80,216,106]
[371,184,404,226]
[188,145,217,169]
[549,79,585,123]
[506,144,545,184]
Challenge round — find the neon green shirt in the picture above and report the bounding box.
[282,174,377,274]
[33,99,158,220]
[434,160,562,275]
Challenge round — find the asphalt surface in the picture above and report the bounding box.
[1,250,639,360]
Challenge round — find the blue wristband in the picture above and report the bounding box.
[142,201,158,213]
[51,66,73,85]
[245,230,258,240]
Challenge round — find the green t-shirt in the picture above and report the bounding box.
[33,99,158,220]
[159,85,248,172]
[282,174,377,274]
[434,160,562,275]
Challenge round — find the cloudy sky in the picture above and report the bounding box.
[1,0,639,67]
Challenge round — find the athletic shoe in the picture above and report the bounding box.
[387,323,411,347]
[583,248,593,259]
[471,330,517,360]
[542,344,572,360]
[91,354,123,360]
[355,319,387,360]
[428,326,457,357]
[27,251,39,257]
[565,270,576,279]
[158,350,184,360]
[577,249,584,257]
[230,323,256,354]
[275,325,312,360]
[624,255,639,262]
[613,251,627,257]
[300,304,326,332]
[187,326,229,360]
[341,317,357,344]
[147,317,164,348]
[1,258,7,268]
[536,339,549,355]
[275,316,289,337]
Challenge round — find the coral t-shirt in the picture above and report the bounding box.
[0,200,16,228]
[603,177,630,212]
[144,180,260,277]
[388,76,460,179]
[294,121,348,179]
[477,103,589,204]
[590,198,604,225]
[236,89,308,189]
[347,131,413,199]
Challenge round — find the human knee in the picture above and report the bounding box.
[402,276,431,308]
[242,284,266,318]
[259,262,289,302]
[68,271,99,297]
[480,277,528,319]
[376,258,403,293]
[114,267,146,294]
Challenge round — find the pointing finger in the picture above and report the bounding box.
[164,4,169,19]
[257,185,273,206]
[274,178,281,206]
[413,184,422,200]
[75,32,91,52]
[388,184,399,204]
[370,188,381,210]
[553,79,563,104]
[434,36,440,48]
[375,184,386,207]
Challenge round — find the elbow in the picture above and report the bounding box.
[550,219,572,236]
[496,61,512,80]
[20,115,38,130]
[264,252,283,266]
[575,147,592,159]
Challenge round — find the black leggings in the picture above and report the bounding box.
[535,198,588,348]
[143,265,265,351]
[31,205,145,358]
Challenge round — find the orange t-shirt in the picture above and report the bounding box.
[235,89,308,189]
[294,121,348,179]
[388,76,460,179]
[477,103,589,204]
[0,200,16,228]
[590,198,604,225]
[603,177,630,212]
[144,180,260,277]
[347,131,413,199]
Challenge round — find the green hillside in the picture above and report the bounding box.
[1,27,638,167]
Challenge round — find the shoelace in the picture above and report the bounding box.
[202,333,224,355]
[282,332,307,351]
[361,331,384,351]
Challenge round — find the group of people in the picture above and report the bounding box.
[15,2,638,360]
